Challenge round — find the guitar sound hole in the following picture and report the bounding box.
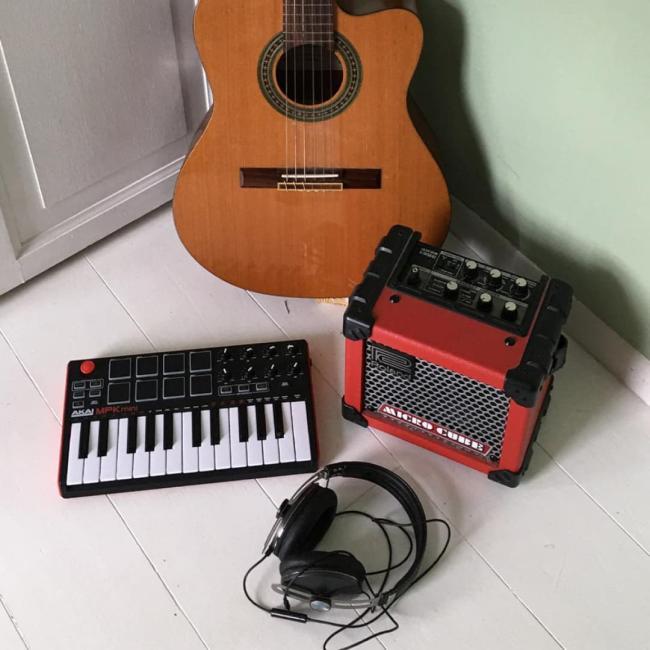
[276,45,344,106]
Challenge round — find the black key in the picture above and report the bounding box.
[238,405,249,443]
[256,404,267,441]
[127,416,137,454]
[210,408,220,445]
[97,419,109,457]
[145,413,156,452]
[192,410,202,447]
[163,412,174,450]
[273,402,284,438]
[78,420,90,459]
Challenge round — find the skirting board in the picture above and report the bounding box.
[449,197,650,406]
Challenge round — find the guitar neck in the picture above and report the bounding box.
[283,0,335,48]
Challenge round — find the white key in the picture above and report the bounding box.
[66,423,84,486]
[182,411,199,473]
[278,402,296,463]
[166,412,183,474]
[199,410,215,472]
[82,421,101,483]
[246,405,263,467]
[215,409,231,469]
[100,419,119,482]
[150,414,166,477]
[262,404,280,465]
[290,401,313,462]
[229,407,247,468]
[116,418,133,480]
[133,416,149,478]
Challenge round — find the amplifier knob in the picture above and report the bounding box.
[406,266,420,286]
[221,367,232,381]
[246,365,256,379]
[487,268,503,288]
[463,259,478,280]
[245,347,255,359]
[512,277,529,298]
[268,344,279,356]
[444,280,459,300]
[502,301,518,321]
[269,363,279,377]
[478,292,493,312]
[288,361,300,375]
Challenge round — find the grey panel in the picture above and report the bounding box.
[0,0,190,243]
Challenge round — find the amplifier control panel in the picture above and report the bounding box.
[390,244,547,335]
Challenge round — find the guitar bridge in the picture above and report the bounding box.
[240,168,381,190]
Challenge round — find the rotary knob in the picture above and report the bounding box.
[268,363,279,377]
[287,344,297,356]
[487,268,503,288]
[245,346,255,359]
[267,344,278,356]
[220,366,232,381]
[288,361,300,376]
[511,277,529,298]
[502,301,518,321]
[444,280,459,300]
[246,365,256,379]
[222,348,232,361]
[477,292,493,312]
[406,266,420,286]
[463,259,479,280]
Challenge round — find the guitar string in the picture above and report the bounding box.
[328,0,335,181]
[285,0,290,191]
[302,0,308,192]
[293,0,299,189]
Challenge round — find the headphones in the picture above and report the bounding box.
[259,461,429,612]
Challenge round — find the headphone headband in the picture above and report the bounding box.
[323,462,427,602]
[265,461,427,605]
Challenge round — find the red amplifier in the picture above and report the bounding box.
[343,226,572,487]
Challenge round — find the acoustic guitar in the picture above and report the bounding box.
[173,0,450,298]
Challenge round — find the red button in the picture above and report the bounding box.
[80,360,96,375]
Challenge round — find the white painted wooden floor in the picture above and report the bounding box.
[1,206,649,650]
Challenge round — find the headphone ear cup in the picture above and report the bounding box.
[274,484,338,561]
[280,551,366,597]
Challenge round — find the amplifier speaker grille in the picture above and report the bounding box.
[363,342,510,460]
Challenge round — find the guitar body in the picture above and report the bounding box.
[173,0,450,298]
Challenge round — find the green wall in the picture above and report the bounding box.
[410,0,650,357]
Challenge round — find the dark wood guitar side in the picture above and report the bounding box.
[173,0,450,298]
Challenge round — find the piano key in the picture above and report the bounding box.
[278,402,296,463]
[272,402,284,438]
[166,412,183,474]
[199,410,216,472]
[78,420,90,459]
[290,401,312,462]
[255,404,267,440]
[66,423,84,485]
[133,416,150,478]
[116,418,133,479]
[182,411,199,473]
[215,409,231,469]
[99,419,119,482]
[209,408,220,445]
[246,405,263,466]
[126,416,137,454]
[150,414,167,477]
[98,419,109,457]
[192,409,202,447]
[262,403,280,465]
[238,405,249,443]
[163,412,173,450]
[145,413,156,452]
[229,407,247,468]
[82,421,101,483]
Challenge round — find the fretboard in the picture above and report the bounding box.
[284,0,335,49]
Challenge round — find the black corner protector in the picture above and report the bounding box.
[342,398,368,427]
[343,225,418,341]
[488,470,522,488]
[505,279,573,407]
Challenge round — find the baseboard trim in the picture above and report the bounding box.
[449,197,650,406]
